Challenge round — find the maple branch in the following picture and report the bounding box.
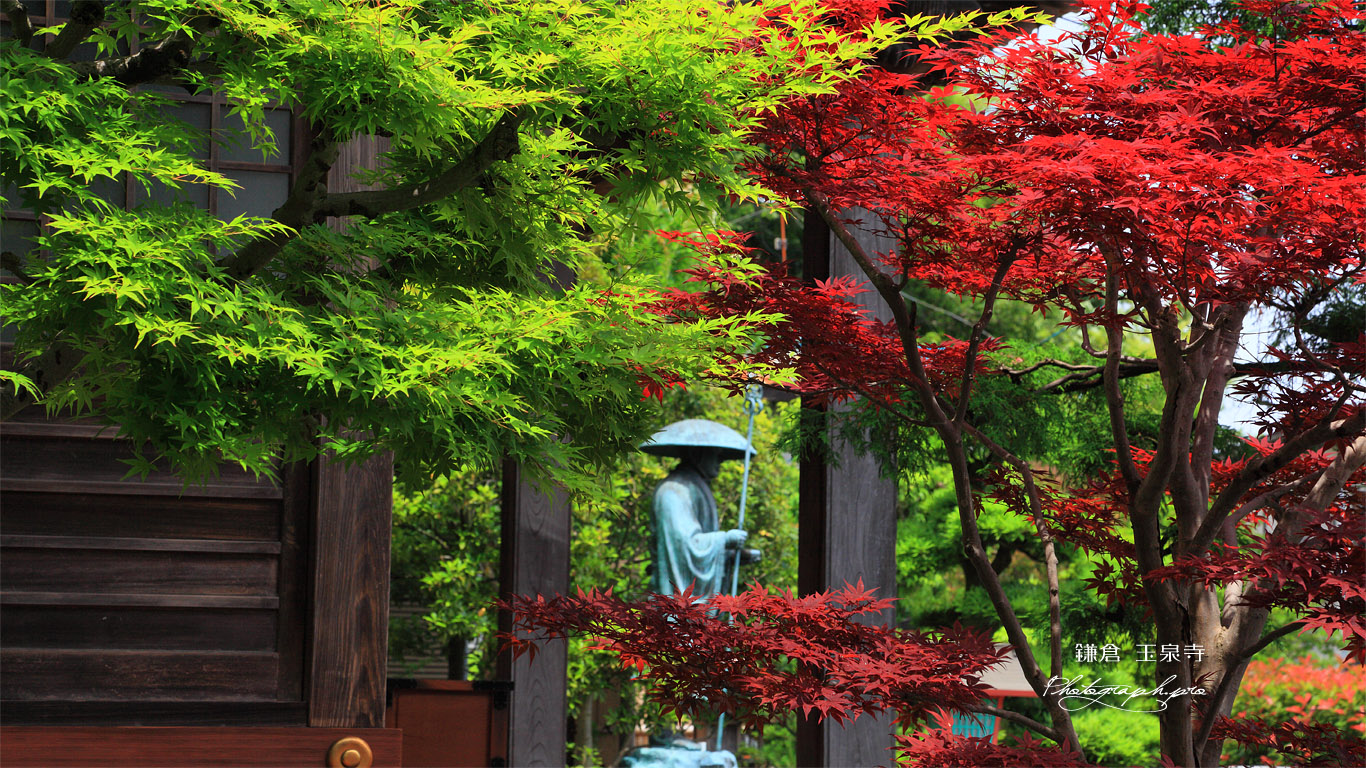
[806,190,1081,755]
[1193,673,1237,754]
[1287,303,1362,400]
[1002,359,1097,377]
[44,0,106,60]
[808,360,928,428]
[1,251,34,285]
[1288,103,1365,148]
[1247,430,1366,569]
[1238,620,1307,663]
[312,111,521,219]
[1124,266,1202,764]
[2,0,33,47]
[804,194,898,295]
[220,131,340,281]
[1191,410,1366,555]
[962,422,1065,682]
[69,13,221,85]
[1181,304,1248,555]
[1278,262,1366,312]
[1220,468,1324,543]
[223,112,521,281]
[1100,264,1142,494]
[948,475,1083,754]
[0,340,86,421]
[12,114,521,402]
[1079,321,1102,358]
[1029,358,1306,394]
[964,700,1059,742]
[1293,431,1366,520]
[905,290,975,329]
[1178,300,1223,358]
[1041,360,1156,393]
[954,254,1015,427]
[1213,431,1366,708]
[803,190,952,426]
[1136,304,1199,526]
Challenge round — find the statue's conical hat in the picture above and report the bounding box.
[639,418,756,460]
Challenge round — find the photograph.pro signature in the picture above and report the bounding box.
[1044,675,1208,713]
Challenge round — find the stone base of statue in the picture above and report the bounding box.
[621,738,738,768]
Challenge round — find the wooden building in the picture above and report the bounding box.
[0,408,563,767]
[2,4,400,752]
[0,0,566,757]
[0,407,400,764]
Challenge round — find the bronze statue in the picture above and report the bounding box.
[641,419,760,598]
[623,419,761,768]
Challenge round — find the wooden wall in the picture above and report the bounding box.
[0,417,394,736]
[0,133,396,760]
[0,415,311,725]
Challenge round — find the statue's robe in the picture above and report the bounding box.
[650,463,728,596]
[634,463,741,768]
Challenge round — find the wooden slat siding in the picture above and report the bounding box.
[496,459,571,767]
[0,492,282,540]
[0,701,308,726]
[0,433,281,498]
[0,422,122,438]
[0,415,308,722]
[306,448,394,728]
[0,535,281,553]
[798,209,899,768]
[387,655,449,681]
[1,401,104,427]
[0,478,281,498]
[1,650,279,701]
[0,726,403,767]
[0,593,280,609]
[2,548,278,595]
[1,93,328,736]
[1,606,277,651]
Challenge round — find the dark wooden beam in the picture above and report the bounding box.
[798,209,899,768]
[307,449,393,728]
[0,726,402,767]
[496,459,571,766]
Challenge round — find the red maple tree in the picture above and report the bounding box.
[506,582,1006,727]
[514,1,1365,765]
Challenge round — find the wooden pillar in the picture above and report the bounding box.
[497,460,571,766]
[797,209,900,767]
[308,450,394,728]
[299,136,398,729]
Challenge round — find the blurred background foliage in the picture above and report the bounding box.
[1221,655,1366,766]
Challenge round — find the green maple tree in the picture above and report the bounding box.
[0,0,896,489]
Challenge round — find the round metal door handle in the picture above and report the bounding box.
[327,736,374,768]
